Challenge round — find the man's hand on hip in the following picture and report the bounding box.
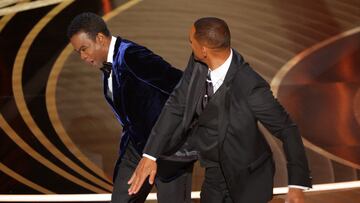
[127,157,157,195]
[285,188,305,203]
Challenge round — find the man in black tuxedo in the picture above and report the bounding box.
[128,17,312,203]
[67,12,193,202]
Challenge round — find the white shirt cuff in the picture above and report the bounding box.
[288,185,310,190]
[143,153,157,161]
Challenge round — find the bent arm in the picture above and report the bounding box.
[245,68,312,188]
[143,54,196,158]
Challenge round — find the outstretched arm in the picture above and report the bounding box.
[128,54,197,194]
[243,66,311,202]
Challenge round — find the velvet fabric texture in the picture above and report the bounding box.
[103,37,182,164]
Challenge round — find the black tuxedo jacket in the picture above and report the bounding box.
[144,49,312,202]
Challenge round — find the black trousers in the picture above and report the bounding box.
[111,143,192,203]
[200,166,234,203]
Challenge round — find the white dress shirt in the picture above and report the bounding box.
[208,49,232,93]
[106,36,117,96]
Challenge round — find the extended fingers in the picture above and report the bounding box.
[149,169,156,184]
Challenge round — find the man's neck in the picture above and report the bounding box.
[207,48,231,71]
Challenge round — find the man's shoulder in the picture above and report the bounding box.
[121,39,161,62]
[233,59,257,82]
[232,55,269,92]
[118,39,179,74]
[121,39,149,52]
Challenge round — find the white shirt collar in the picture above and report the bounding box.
[209,49,233,92]
[106,36,117,63]
[106,36,116,97]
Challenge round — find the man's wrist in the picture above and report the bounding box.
[142,153,157,161]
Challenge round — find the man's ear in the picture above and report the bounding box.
[96,33,106,45]
[202,46,207,58]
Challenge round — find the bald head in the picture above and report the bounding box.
[193,17,231,49]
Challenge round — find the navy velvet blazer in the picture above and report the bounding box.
[103,37,182,157]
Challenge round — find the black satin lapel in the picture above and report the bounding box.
[111,72,120,108]
[112,73,125,116]
[218,50,246,148]
[184,62,207,127]
[110,37,127,123]
[103,74,112,105]
[113,36,122,60]
[223,49,243,86]
[218,86,230,148]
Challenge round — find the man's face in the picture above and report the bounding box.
[70,31,106,68]
[189,25,205,62]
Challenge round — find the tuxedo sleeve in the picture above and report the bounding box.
[142,54,196,158]
[123,45,182,94]
[244,67,312,188]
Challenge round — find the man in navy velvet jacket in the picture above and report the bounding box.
[67,12,191,203]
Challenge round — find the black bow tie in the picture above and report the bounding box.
[100,62,112,78]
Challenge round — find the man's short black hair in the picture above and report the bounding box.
[67,12,110,40]
[194,17,231,49]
